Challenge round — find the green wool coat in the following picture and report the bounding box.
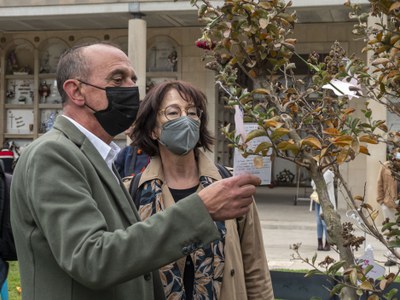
[10,115,220,300]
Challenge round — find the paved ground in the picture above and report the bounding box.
[254,186,396,272]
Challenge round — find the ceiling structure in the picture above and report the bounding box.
[0,1,369,32]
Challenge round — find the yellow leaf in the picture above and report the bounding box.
[379,278,388,290]
[332,141,352,147]
[354,195,364,201]
[263,119,283,128]
[271,127,290,140]
[253,156,264,169]
[324,120,334,128]
[323,128,340,136]
[361,203,373,211]
[333,135,353,142]
[284,38,297,45]
[248,69,257,78]
[277,140,299,152]
[244,129,266,143]
[359,145,370,155]
[331,136,353,146]
[301,137,322,149]
[337,148,349,164]
[376,45,390,54]
[342,107,355,115]
[390,2,400,11]
[359,135,379,144]
[378,123,388,132]
[359,280,374,291]
[371,210,379,221]
[245,46,255,53]
[371,57,391,66]
[390,34,400,45]
[229,56,238,65]
[253,88,270,95]
[259,2,272,9]
[254,141,272,154]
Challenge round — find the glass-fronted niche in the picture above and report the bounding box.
[146,35,180,92]
[0,30,129,153]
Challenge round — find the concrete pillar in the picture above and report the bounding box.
[365,15,387,223]
[128,14,147,100]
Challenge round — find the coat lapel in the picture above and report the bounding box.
[53,116,139,224]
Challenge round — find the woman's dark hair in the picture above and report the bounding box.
[131,80,214,156]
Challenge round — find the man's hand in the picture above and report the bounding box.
[198,173,261,221]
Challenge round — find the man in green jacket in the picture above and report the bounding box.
[10,42,261,300]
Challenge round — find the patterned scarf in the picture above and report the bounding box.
[137,175,226,300]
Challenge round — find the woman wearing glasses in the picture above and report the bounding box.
[130,80,273,300]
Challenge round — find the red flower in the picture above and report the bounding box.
[195,39,215,50]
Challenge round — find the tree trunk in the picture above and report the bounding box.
[310,166,358,299]
[253,75,359,299]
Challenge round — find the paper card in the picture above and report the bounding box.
[357,249,385,280]
[233,123,272,185]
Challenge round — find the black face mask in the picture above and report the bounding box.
[78,80,140,136]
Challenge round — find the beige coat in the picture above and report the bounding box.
[138,151,274,300]
[377,161,398,209]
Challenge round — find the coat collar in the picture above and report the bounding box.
[139,150,222,187]
[53,116,139,223]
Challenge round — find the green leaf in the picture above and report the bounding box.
[312,252,317,265]
[363,264,373,275]
[244,129,266,143]
[384,288,398,299]
[382,222,397,231]
[327,261,346,275]
[330,283,345,296]
[304,269,321,277]
[254,141,272,154]
[349,268,358,285]
[270,128,290,140]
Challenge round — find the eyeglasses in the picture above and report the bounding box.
[159,104,203,121]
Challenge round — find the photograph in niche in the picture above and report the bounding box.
[40,42,68,73]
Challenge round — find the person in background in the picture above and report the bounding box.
[114,125,150,178]
[10,42,261,300]
[130,80,274,300]
[311,158,336,251]
[377,148,400,266]
[0,144,15,173]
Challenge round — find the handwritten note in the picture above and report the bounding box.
[233,123,272,185]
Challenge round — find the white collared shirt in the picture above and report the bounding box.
[62,116,121,179]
